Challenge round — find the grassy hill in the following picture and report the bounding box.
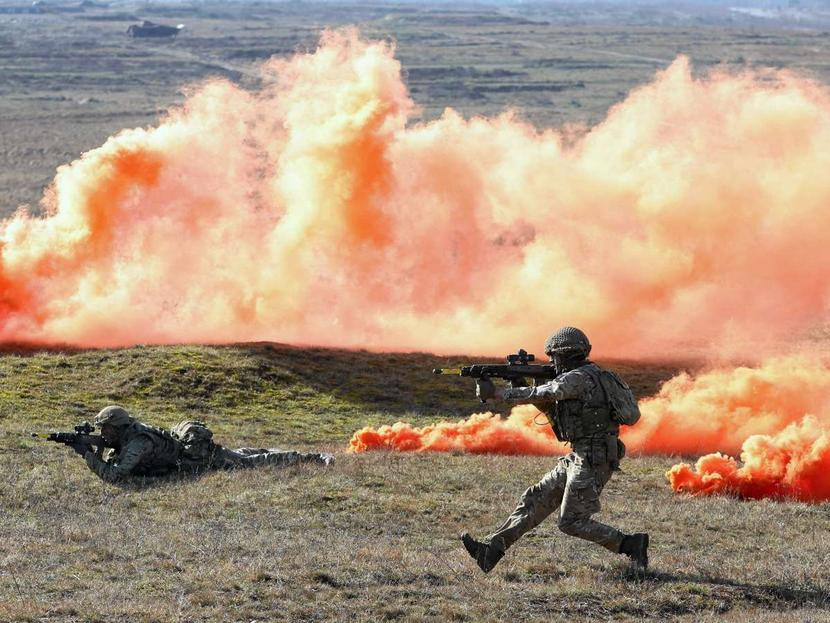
[1,344,829,622]
[0,342,683,445]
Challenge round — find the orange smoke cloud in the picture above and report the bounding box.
[3,30,830,356]
[657,355,830,501]
[349,406,566,455]
[667,417,830,502]
[627,354,830,455]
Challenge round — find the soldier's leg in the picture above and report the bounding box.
[260,449,333,466]
[221,447,333,468]
[485,457,569,552]
[557,455,624,553]
[461,457,570,572]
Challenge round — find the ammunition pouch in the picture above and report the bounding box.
[554,404,617,442]
[610,437,626,471]
[583,434,623,468]
[590,437,607,466]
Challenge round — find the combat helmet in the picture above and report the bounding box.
[544,326,592,358]
[94,405,134,428]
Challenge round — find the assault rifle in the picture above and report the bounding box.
[433,349,558,392]
[35,421,106,457]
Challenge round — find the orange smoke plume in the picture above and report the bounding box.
[3,30,830,356]
[656,355,830,501]
[667,417,830,502]
[627,354,830,456]
[349,406,566,455]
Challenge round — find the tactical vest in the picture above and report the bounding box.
[123,422,184,476]
[547,363,619,444]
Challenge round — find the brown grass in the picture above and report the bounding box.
[0,344,828,622]
[1,450,829,622]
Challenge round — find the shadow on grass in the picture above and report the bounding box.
[237,343,688,418]
[94,459,324,491]
[0,341,87,355]
[633,568,830,608]
[105,470,210,491]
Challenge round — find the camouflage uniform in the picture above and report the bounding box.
[85,418,183,483]
[171,420,332,471]
[197,445,326,470]
[462,327,648,572]
[84,407,332,483]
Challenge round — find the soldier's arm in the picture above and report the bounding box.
[500,369,589,404]
[84,437,153,483]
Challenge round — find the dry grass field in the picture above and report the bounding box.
[0,344,828,622]
[3,1,830,621]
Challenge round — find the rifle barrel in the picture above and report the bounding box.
[432,368,462,375]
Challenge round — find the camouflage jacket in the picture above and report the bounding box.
[502,362,620,448]
[84,421,184,483]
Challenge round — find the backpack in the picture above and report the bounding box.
[597,369,641,426]
[170,420,214,444]
[170,420,216,462]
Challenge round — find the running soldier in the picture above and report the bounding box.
[460,327,649,572]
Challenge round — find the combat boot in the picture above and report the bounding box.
[620,533,649,571]
[460,533,504,573]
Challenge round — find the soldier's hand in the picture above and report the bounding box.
[476,378,498,403]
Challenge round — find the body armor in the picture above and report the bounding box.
[546,363,621,465]
[123,422,184,476]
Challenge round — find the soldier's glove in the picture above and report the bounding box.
[475,377,499,403]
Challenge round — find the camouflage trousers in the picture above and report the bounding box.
[485,451,624,554]
[209,447,328,470]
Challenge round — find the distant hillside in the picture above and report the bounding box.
[0,343,684,446]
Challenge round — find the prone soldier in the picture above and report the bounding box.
[53,406,333,483]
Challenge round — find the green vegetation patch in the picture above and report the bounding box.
[0,343,681,447]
